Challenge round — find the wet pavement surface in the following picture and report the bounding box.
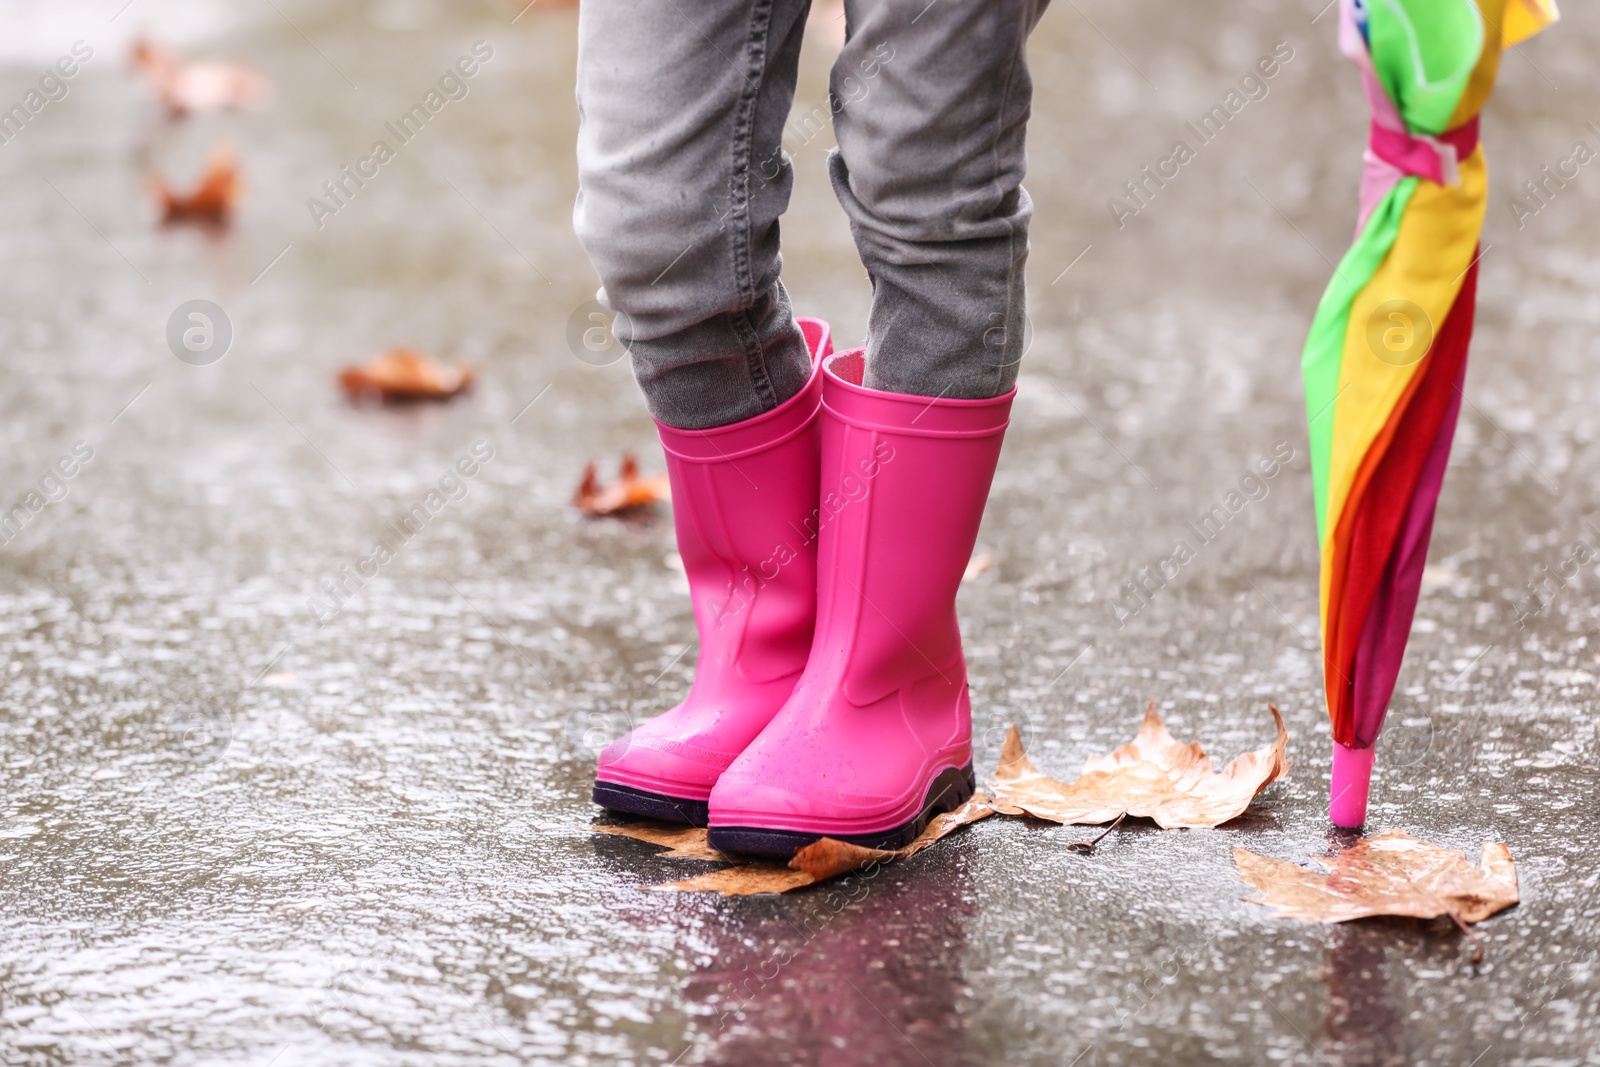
[3,1,1599,1064]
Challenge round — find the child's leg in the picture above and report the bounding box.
[574,0,816,430]
[703,2,1046,855]
[828,0,1048,398]
[580,0,838,824]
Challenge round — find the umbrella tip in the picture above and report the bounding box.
[1329,742,1375,828]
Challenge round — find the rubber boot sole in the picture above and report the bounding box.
[592,781,709,826]
[706,762,975,858]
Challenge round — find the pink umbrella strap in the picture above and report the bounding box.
[1367,115,1480,187]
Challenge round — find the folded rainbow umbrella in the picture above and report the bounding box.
[1301,0,1558,827]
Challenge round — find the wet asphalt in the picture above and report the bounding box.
[1,1,1598,1064]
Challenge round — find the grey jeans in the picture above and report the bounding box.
[574,0,1047,430]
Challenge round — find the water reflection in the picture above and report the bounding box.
[1322,922,1407,1067]
[687,846,981,1067]
[1320,827,1406,1067]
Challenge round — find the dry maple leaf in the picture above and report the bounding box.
[601,706,1290,894]
[594,823,728,861]
[654,862,817,896]
[132,38,271,115]
[337,348,475,404]
[574,454,670,516]
[990,700,1290,829]
[154,145,242,224]
[639,791,997,896]
[1235,830,1519,926]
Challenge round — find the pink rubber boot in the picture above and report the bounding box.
[706,349,1014,855]
[592,319,833,824]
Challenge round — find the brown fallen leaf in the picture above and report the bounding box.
[653,863,817,896]
[991,700,1290,829]
[594,823,728,861]
[602,708,1290,892]
[154,144,241,224]
[337,348,475,404]
[133,38,271,115]
[574,454,670,516]
[1235,830,1519,926]
[647,791,997,896]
